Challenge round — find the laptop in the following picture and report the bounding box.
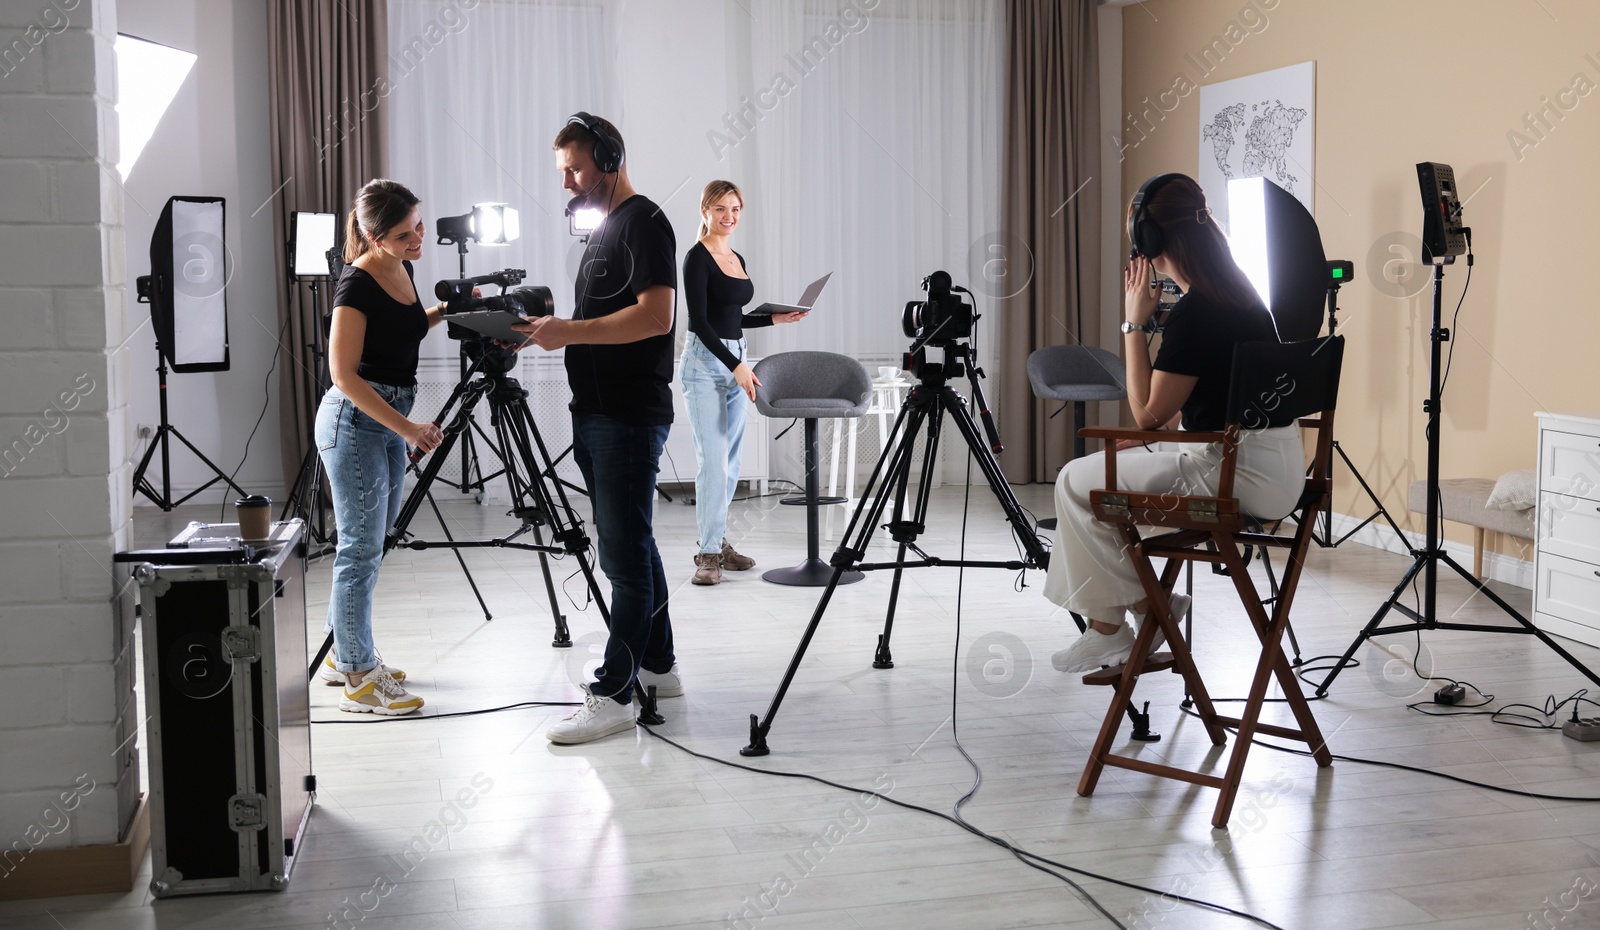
[749,272,832,316]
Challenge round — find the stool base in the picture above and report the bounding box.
[762,559,864,587]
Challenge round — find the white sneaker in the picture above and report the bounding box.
[637,664,683,698]
[319,651,406,686]
[547,685,637,744]
[1131,593,1193,654]
[1052,624,1136,673]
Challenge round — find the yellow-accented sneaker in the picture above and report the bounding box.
[319,651,406,686]
[339,670,424,716]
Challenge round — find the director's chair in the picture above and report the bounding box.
[1075,336,1344,828]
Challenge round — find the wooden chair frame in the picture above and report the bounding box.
[1074,407,1338,828]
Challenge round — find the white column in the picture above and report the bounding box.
[0,0,140,860]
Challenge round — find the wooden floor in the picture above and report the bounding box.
[9,480,1600,929]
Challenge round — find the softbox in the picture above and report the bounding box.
[1227,177,1326,342]
[148,195,230,372]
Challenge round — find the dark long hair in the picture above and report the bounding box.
[343,179,420,263]
[1128,175,1260,311]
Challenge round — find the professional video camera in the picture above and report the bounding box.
[435,269,554,334]
[901,270,973,348]
[435,269,554,373]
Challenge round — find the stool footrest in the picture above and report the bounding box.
[1081,652,1175,685]
[780,496,847,506]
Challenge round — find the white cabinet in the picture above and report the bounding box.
[1533,412,1600,647]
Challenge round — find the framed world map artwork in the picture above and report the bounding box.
[1197,60,1316,233]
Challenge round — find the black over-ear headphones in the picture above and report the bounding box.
[1128,172,1184,258]
[566,111,624,174]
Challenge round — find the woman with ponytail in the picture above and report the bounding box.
[1046,173,1306,674]
[679,180,806,586]
[315,179,456,714]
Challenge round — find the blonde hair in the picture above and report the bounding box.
[697,180,744,240]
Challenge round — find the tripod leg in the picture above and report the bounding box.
[874,401,938,668]
[874,542,910,670]
[528,522,572,647]
[1315,553,1427,696]
[742,567,853,757]
[1438,553,1600,689]
[424,491,492,622]
[1330,440,1411,549]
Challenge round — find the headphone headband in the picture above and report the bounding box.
[1128,172,1186,259]
[566,111,624,174]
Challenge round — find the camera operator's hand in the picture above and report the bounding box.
[403,420,444,455]
[733,362,761,402]
[1124,256,1158,328]
[511,315,573,351]
[771,310,808,324]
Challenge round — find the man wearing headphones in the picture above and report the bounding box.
[514,113,680,744]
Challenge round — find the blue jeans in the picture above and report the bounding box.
[315,381,412,674]
[571,412,674,704]
[680,333,747,556]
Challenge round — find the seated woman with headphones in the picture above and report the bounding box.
[1044,172,1307,674]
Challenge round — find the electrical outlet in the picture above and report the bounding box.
[1562,717,1600,742]
[137,424,153,439]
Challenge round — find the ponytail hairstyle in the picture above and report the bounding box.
[342,179,421,263]
[697,179,744,240]
[1126,174,1261,312]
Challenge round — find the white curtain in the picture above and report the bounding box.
[387,0,615,361]
[730,0,1006,368]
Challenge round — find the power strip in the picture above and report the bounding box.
[1563,717,1600,742]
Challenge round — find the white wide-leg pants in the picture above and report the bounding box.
[1042,425,1306,624]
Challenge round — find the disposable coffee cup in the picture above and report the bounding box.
[235,495,272,542]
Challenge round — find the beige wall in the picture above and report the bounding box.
[1115,0,1600,560]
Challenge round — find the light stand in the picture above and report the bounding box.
[1310,262,1409,550]
[1316,240,1600,695]
[130,280,247,511]
[280,231,340,558]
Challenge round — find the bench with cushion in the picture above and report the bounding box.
[1407,470,1536,579]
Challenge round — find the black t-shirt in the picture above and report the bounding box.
[1152,289,1280,431]
[565,194,677,424]
[331,260,429,387]
[682,241,771,371]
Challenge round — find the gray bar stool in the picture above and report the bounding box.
[1028,345,1126,531]
[753,351,872,586]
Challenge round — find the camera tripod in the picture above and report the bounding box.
[741,340,1052,756]
[308,348,610,681]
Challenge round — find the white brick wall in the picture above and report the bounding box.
[0,0,139,853]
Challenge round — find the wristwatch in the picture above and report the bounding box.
[1120,320,1150,335]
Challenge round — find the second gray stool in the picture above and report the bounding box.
[1027,345,1126,461]
[753,351,872,586]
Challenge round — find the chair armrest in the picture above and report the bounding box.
[1078,427,1229,444]
[1086,426,1239,499]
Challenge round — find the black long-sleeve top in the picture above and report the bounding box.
[682,240,772,372]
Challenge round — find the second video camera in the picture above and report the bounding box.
[902,270,973,348]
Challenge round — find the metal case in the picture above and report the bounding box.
[125,520,314,897]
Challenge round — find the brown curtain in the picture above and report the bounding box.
[267,0,390,490]
[997,0,1101,484]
